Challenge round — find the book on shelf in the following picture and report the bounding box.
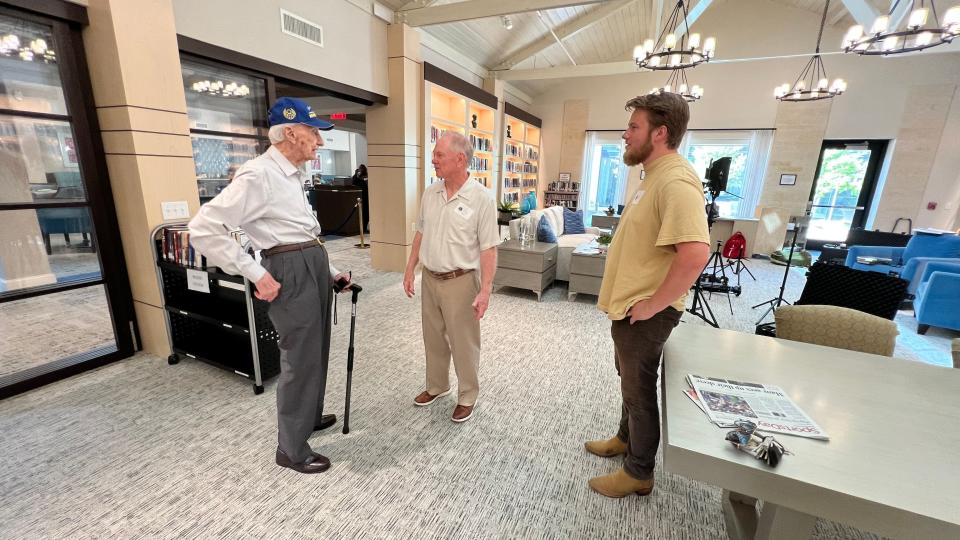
[160,225,206,269]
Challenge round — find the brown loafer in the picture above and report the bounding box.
[275,448,330,474]
[451,404,474,423]
[413,388,451,406]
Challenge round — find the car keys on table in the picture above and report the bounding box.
[725,419,790,467]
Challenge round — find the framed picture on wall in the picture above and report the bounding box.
[779,173,797,186]
[559,172,571,182]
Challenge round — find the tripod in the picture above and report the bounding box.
[725,244,756,287]
[687,194,722,327]
[752,220,803,326]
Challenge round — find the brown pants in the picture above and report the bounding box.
[611,307,683,480]
[421,269,481,406]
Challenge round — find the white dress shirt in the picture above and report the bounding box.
[417,177,499,273]
[189,146,338,283]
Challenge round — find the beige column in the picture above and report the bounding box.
[83,0,197,356]
[874,84,957,231]
[559,99,589,188]
[754,99,831,255]
[366,24,422,271]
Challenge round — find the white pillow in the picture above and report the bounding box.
[546,206,565,236]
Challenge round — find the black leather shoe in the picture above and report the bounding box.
[276,448,330,474]
[314,414,337,431]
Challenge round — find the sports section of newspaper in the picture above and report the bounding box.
[685,374,829,440]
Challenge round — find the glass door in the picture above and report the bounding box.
[806,140,888,250]
[0,7,135,398]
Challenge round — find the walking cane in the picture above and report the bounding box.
[342,282,362,434]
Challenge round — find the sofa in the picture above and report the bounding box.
[912,261,960,335]
[509,206,599,281]
[844,232,960,295]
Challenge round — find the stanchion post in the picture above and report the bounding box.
[355,197,369,249]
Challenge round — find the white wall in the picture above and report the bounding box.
[172,0,388,96]
[528,0,960,226]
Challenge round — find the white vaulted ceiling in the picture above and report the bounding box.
[380,0,932,96]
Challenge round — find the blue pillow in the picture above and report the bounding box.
[563,208,585,234]
[537,215,558,243]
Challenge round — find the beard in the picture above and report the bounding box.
[623,138,653,166]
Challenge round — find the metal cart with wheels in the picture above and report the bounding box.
[151,224,281,394]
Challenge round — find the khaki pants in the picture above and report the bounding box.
[421,269,481,406]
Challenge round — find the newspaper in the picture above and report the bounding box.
[686,374,829,440]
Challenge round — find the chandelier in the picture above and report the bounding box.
[843,1,960,55]
[774,0,847,101]
[0,34,56,63]
[190,79,251,98]
[634,0,716,71]
[649,69,703,102]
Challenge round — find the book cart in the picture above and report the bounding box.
[151,223,280,394]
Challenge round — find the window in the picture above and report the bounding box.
[180,59,269,203]
[678,130,773,219]
[580,131,629,222]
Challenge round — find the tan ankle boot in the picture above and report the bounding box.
[588,468,653,498]
[584,435,627,457]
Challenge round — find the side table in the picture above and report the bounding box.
[494,239,557,301]
[568,243,607,301]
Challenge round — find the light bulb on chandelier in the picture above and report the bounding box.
[843,1,960,55]
[650,68,704,102]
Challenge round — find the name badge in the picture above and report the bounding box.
[453,203,474,220]
[632,190,646,205]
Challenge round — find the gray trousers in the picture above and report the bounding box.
[263,245,333,463]
[612,307,683,480]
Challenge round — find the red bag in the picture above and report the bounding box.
[723,232,748,259]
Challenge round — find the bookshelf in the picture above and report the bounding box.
[501,103,542,206]
[423,68,498,192]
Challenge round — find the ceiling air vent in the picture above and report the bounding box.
[280,9,323,48]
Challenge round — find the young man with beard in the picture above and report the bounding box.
[585,92,711,498]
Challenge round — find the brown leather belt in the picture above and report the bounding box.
[262,238,324,258]
[427,268,473,280]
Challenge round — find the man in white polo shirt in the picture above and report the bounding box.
[403,132,499,423]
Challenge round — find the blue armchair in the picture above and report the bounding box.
[845,233,960,295]
[913,261,960,334]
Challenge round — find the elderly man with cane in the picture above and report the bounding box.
[190,97,352,474]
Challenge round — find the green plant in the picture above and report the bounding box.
[497,200,517,213]
[597,232,613,245]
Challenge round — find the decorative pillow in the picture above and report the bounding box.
[563,208,586,234]
[537,214,558,243]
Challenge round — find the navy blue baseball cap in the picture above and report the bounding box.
[268,97,335,130]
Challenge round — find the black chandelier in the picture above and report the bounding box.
[634,0,716,71]
[843,0,960,55]
[775,0,847,102]
[650,69,703,102]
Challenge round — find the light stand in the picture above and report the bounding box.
[354,197,369,249]
[752,218,805,327]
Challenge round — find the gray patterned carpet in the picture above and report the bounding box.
[3,236,953,538]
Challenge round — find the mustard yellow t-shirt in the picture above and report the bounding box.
[597,153,710,320]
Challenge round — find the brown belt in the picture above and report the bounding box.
[262,238,324,258]
[427,268,473,280]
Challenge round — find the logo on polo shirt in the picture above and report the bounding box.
[283,108,297,120]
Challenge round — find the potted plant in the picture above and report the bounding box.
[497,200,517,222]
[597,231,613,253]
[604,205,616,217]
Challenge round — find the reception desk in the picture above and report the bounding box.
[307,186,362,236]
